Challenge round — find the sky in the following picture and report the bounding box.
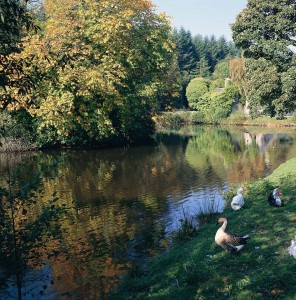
[152,0,248,41]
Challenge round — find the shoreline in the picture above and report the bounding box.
[153,111,296,130]
[110,157,296,299]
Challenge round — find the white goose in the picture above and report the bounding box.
[215,217,250,253]
[231,188,244,211]
[288,236,296,258]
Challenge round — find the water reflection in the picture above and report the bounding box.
[0,126,295,299]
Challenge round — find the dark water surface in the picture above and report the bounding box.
[1,126,296,299]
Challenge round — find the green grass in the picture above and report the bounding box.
[110,158,296,300]
[268,158,296,181]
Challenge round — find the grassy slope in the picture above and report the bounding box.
[110,158,296,300]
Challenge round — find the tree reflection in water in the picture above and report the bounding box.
[0,126,295,299]
[0,155,67,300]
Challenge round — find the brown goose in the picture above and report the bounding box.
[215,217,250,253]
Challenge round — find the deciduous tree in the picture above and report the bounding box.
[245,58,281,116]
[231,0,296,70]
[0,0,35,108]
[11,0,176,145]
[186,77,209,110]
[231,0,296,116]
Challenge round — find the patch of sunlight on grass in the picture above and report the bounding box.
[268,158,296,182]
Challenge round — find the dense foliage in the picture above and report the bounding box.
[1,0,295,149]
[0,0,36,108]
[0,0,177,147]
[0,0,32,55]
[185,77,209,110]
[232,0,296,117]
[173,28,239,107]
[186,70,238,123]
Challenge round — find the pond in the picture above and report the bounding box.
[1,125,296,299]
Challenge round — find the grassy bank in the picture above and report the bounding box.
[110,158,296,300]
[153,111,296,129]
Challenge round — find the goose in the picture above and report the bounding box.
[268,188,283,207]
[231,188,244,211]
[288,236,296,258]
[215,217,250,253]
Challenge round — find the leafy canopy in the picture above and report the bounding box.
[231,0,296,116]
[231,0,296,70]
[2,0,176,145]
[186,77,209,110]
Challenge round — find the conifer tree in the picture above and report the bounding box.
[198,56,211,78]
[173,27,198,106]
[174,27,198,76]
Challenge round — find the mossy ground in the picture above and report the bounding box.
[110,158,296,300]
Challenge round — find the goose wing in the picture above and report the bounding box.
[223,241,242,253]
[225,231,249,245]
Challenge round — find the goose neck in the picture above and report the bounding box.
[221,219,227,231]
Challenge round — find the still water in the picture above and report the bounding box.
[1,125,296,299]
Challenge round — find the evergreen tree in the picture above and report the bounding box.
[193,34,206,59]
[172,28,240,108]
[227,40,240,57]
[174,27,198,74]
[207,35,218,71]
[198,56,211,78]
[173,27,198,106]
[216,36,228,62]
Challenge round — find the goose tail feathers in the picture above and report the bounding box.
[235,245,244,251]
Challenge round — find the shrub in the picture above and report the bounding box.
[227,110,248,124]
[210,79,225,90]
[194,84,237,123]
[0,110,37,152]
[245,179,274,198]
[213,59,230,80]
[186,77,209,110]
[157,112,187,126]
[222,186,239,205]
[176,110,191,121]
[189,111,205,123]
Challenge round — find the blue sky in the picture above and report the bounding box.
[152,0,248,40]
